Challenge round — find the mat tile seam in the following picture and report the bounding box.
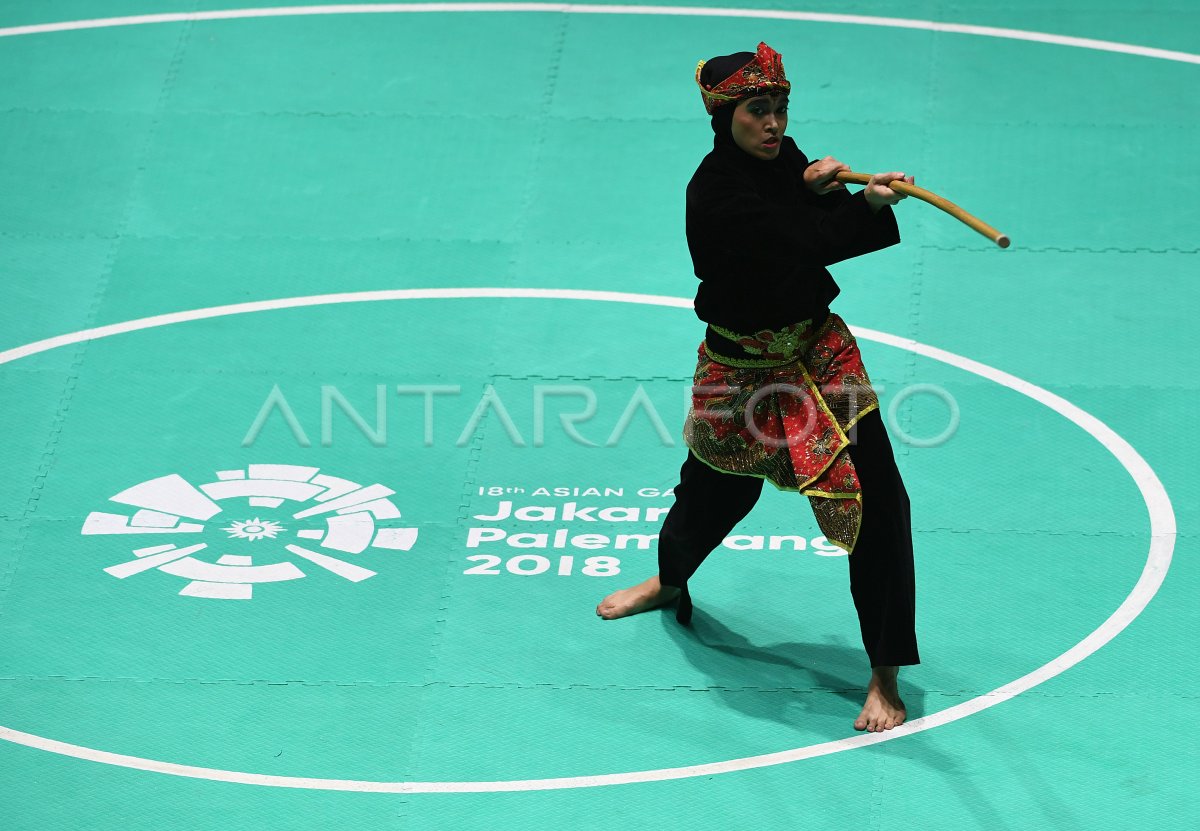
[395,394,489,784]
[494,373,686,382]
[0,511,1160,537]
[0,7,200,625]
[5,229,1197,256]
[890,19,940,464]
[1,676,1187,698]
[921,243,1200,254]
[507,10,568,273]
[0,230,520,245]
[4,106,1189,131]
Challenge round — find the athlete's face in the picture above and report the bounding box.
[731,94,788,160]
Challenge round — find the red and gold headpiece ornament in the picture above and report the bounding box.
[696,42,790,115]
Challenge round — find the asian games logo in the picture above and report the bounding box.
[81,464,417,600]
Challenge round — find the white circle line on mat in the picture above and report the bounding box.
[0,287,1177,792]
[0,3,1197,64]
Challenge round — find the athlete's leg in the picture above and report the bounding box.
[844,408,919,731]
[596,450,762,622]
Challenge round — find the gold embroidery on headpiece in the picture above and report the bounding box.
[696,41,791,115]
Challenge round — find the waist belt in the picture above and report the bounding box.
[703,310,830,368]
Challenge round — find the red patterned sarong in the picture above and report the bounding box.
[682,313,878,552]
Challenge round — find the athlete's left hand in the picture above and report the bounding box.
[804,156,850,194]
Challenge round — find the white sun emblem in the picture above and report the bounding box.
[222,517,285,541]
[83,463,419,600]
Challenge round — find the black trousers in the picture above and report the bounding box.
[657,408,920,668]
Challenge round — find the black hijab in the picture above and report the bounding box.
[699,52,808,203]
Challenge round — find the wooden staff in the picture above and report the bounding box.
[835,171,1011,249]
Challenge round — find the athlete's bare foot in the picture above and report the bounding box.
[596,575,680,620]
[854,666,907,732]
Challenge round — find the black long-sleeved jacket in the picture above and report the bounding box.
[686,136,900,334]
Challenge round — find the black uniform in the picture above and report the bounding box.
[657,120,920,669]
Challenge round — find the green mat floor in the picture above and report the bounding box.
[1,2,1196,829]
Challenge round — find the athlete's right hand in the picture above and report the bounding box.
[864,172,914,212]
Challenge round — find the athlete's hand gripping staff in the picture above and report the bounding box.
[836,170,1011,249]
